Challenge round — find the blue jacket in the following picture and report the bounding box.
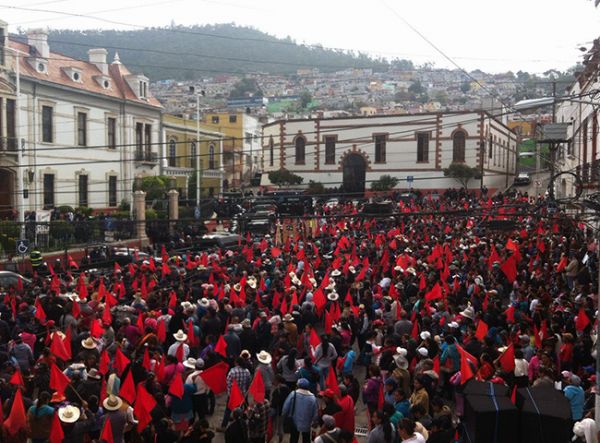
[282,389,318,432]
[564,385,584,420]
[440,343,460,372]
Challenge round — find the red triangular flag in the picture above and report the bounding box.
[142,347,152,371]
[102,306,112,326]
[4,388,26,435]
[71,298,80,318]
[500,256,518,283]
[50,333,71,362]
[175,342,185,362]
[50,363,71,394]
[377,380,385,409]
[458,347,475,385]
[505,305,516,323]
[90,319,105,338]
[168,374,184,399]
[228,378,245,410]
[498,344,515,372]
[511,385,517,405]
[114,347,131,375]
[475,320,489,341]
[576,307,591,332]
[433,355,440,377]
[325,366,340,397]
[99,350,110,375]
[134,383,157,432]
[100,416,114,443]
[34,298,47,323]
[248,369,265,403]
[119,370,136,405]
[49,411,64,443]
[410,319,419,339]
[199,361,229,394]
[215,335,228,357]
[556,255,568,273]
[9,370,24,387]
[157,319,166,343]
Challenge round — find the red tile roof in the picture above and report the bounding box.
[8,39,162,108]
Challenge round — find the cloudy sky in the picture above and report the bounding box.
[2,0,599,73]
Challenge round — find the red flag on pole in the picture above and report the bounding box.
[100,416,114,443]
[325,366,340,397]
[4,388,27,435]
[199,361,229,394]
[114,348,131,375]
[576,307,591,331]
[498,344,516,372]
[248,369,265,403]
[500,256,518,283]
[134,383,157,432]
[49,363,71,394]
[9,370,25,387]
[475,320,489,341]
[119,370,136,405]
[228,379,245,410]
[99,350,110,375]
[215,335,228,357]
[168,374,184,399]
[49,412,64,443]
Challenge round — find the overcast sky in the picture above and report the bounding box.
[2,0,599,74]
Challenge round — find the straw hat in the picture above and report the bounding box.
[327,292,339,301]
[257,350,272,365]
[58,405,81,423]
[331,269,342,277]
[394,355,409,370]
[233,283,242,292]
[199,298,210,308]
[181,301,194,312]
[81,337,97,350]
[183,358,197,369]
[173,329,188,342]
[460,306,475,320]
[283,313,294,322]
[247,277,257,289]
[87,368,101,380]
[348,266,356,274]
[103,394,123,411]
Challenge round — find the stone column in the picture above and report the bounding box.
[168,189,179,235]
[133,190,147,241]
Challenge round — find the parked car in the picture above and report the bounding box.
[514,172,531,186]
[0,271,30,288]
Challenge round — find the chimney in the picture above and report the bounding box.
[88,48,108,75]
[26,29,49,59]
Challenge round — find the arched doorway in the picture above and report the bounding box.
[0,168,15,218]
[342,154,366,195]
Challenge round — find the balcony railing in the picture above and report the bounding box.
[135,150,158,164]
[0,137,18,153]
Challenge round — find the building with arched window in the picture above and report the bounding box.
[161,114,224,198]
[261,111,517,194]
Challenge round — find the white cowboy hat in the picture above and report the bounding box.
[247,277,257,289]
[327,292,339,301]
[183,358,197,369]
[417,347,429,357]
[283,313,294,322]
[180,301,194,311]
[395,347,408,357]
[348,266,356,274]
[309,277,317,287]
[420,331,431,340]
[103,394,123,411]
[81,337,97,350]
[460,306,475,320]
[257,350,272,364]
[58,405,81,423]
[233,283,242,292]
[87,368,101,380]
[173,329,188,342]
[393,266,404,272]
[292,277,302,286]
[394,355,409,370]
[331,269,342,277]
[199,298,210,308]
[406,267,417,276]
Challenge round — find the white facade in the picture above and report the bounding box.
[261,112,517,193]
[243,114,262,181]
[555,39,599,199]
[0,25,162,216]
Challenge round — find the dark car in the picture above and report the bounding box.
[514,173,531,186]
[361,201,394,215]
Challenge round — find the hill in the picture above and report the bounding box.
[19,24,400,80]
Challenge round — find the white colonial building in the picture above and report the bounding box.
[0,23,162,217]
[261,112,518,193]
[555,38,599,199]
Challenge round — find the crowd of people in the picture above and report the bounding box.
[0,189,598,443]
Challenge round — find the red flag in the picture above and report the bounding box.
[458,347,474,385]
[410,319,419,340]
[556,255,568,273]
[199,361,229,394]
[72,299,80,318]
[119,370,136,405]
[511,385,517,404]
[500,256,518,283]
[313,288,327,313]
[475,320,489,342]
[99,350,110,375]
[90,319,105,338]
[425,283,443,301]
[4,388,26,435]
[50,363,71,394]
[271,247,281,258]
[16,276,23,292]
[498,344,515,372]
[157,319,166,343]
[168,374,184,399]
[50,333,71,362]
[100,416,114,443]
[215,335,228,357]
[134,383,157,432]
[49,412,64,443]
[34,298,47,323]
[228,379,245,410]
[324,310,333,334]
[377,380,385,409]
[248,369,265,403]
[433,355,440,377]
[309,328,321,350]
[419,274,426,291]
[576,307,591,332]
[488,244,500,269]
[9,370,24,387]
[142,347,152,371]
[102,306,112,326]
[114,347,131,375]
[68,255,79,270]
[175,343,185,362]
[504,305,515,323]
[325,366,340,397]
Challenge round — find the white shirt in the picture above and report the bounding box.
[514,358,529,377]
[401,433,426,443]
[167,342,190,359]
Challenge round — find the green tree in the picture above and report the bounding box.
[443,163,482,189]
[307,180,325,194]
[460,81,471,94]
[268,169,304,187]
[299,91,312,109]
[408,81,425,95]
[433,90,448,105]
[229,77,263,98]
[370,175,400,192]
[135,175,170,202]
